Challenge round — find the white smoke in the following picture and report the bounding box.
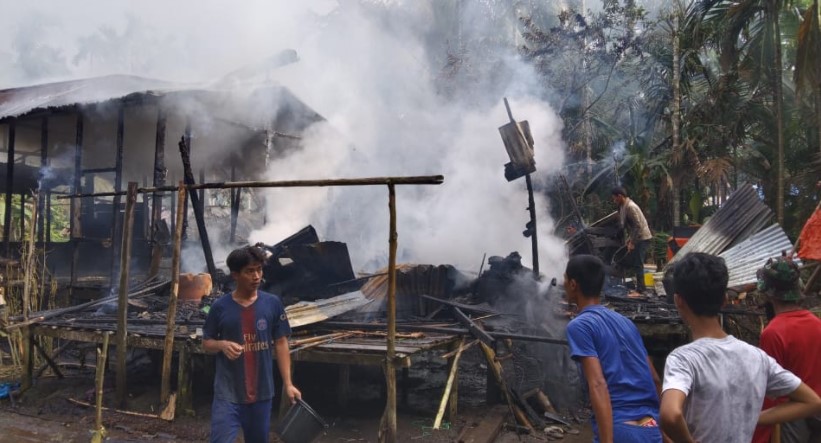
[0,0,571,278]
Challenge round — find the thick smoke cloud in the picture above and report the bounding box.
[0,0,577,277]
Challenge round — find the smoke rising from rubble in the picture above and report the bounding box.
[0,1,569,278]
[1,0,604,407]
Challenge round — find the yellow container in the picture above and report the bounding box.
[644,272,655,288]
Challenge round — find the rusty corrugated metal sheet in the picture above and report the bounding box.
[719,224,795,289]
[669,184,773,264]
[0,75,181,120]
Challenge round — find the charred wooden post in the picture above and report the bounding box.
[380,183,398,443]
[115,182,138,408]
[38,117,48,243]
[70,112,84,294]
[110,106,126,284]
[229,161,240,243]
[198,169,205,210]
[178,134,216,277]
[148,108,167,276]
[500,98,539,277]
[161,183,186,403]
[4,120,15,255]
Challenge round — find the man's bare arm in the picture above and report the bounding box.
[660,389,697,443]
[580,357,614,443]
[202,339,243,360]
[274,336,301,404]
[759,383,821,426]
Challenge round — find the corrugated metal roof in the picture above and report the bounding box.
[719,224,795,288]
[0,75,184,120]
[669,183,773,264]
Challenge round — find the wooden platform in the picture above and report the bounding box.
[27,320,460,414]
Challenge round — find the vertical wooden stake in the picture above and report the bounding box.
[380,183,398,443]
[434,337,465,429]
[95,333,111,436]
[161,183,187,403]
[115,182,137,408]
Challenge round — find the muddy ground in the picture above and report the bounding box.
[0,344,593,442]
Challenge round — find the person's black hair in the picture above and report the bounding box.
[565,254,606,298]
[226,245,268,273]
[611,186,628,197]
[672,252,728,317]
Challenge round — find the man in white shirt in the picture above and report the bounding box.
[659,253,821,443]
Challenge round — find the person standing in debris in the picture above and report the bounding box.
[752,258,821,443]
[203,245,301,443]
[564,254,665,443]
[660,253,821,443]
[611,186,653,293]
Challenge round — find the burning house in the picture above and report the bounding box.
[0,72,324,290]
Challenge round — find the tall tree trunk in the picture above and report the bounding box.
[672,11,682,227]
[773,2,786,225]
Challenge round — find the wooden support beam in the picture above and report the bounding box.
[58,175,446,199]
[4,120,15,254]
[453,307,495,347]
[380,183,398,443]
[70,111,83,296]
[177,345,193,415]
[34,342,72,379]
[33,339,63,379]
[115,182,137,408]
[229,161,240,243]
[22,327,33,391]
[148,107,167,277]
[161,183,186,403]
[110,105,126,284]
[38,117,48,243]
[178,135,216,277]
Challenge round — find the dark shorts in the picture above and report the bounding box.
[210,397,273,443]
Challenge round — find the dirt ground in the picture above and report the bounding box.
[0,347,593,442]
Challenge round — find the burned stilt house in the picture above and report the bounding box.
[0,73,322,295]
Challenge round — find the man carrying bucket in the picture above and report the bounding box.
[203,245,302,443]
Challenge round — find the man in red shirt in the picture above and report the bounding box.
[753,258,821,443]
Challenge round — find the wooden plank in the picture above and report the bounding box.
[292,350,411,368]
[459,406,506,443]
[453,307,495,346]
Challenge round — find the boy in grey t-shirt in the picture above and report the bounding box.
[660,253,821,443]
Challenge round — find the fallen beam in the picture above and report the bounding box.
[316,321,568,345]
[453,307,495,346]
[420,295,500,316]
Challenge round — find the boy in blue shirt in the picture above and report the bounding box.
[564,254,663,443]
[203,246,301,443]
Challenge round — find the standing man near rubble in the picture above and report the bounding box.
[752,257,821,443]
[564,254,665,442]
[660,253,821,443]
[203,245,301,443]
[611,186,653,293]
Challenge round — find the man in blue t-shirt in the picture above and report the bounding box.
[203,246,302,443]
[564,255,663,443]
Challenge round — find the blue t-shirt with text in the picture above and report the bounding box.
[566,304,659,427]
[203,291,291,404]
